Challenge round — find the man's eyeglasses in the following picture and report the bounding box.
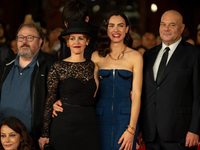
[17,35,40,42]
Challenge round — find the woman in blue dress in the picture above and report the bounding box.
[91,10,143,150]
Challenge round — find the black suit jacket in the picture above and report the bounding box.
[140,40,200,142]
[0,46,15,64]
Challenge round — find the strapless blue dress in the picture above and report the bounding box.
[95,69,138,150]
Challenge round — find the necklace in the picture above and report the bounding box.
[109,45,126,61]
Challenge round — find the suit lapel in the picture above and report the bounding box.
[149,45,161,85]
[159,40,186,84]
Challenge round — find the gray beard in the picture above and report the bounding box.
[18,50,33,59]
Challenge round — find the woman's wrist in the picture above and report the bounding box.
[126,125,136,136]
[126,128,135,136]
[128,125,136,132]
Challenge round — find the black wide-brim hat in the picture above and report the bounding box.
[58,21,94,42]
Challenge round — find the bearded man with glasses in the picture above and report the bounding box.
[0,23,55,149]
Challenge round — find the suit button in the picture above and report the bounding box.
[157,87,160,90]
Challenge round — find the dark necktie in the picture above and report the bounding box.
[156,47,170,85]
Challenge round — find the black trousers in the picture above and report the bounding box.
[145,133,197,150]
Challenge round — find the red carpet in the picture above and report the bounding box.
[136,143,200,150]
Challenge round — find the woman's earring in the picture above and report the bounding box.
[86,40,90,46]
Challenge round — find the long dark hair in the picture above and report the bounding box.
[0,117,34,150]
[97,10,133,57]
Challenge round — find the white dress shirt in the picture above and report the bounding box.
[153,38,182,80]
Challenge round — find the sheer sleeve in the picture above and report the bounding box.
[41,60,95,137]
[41,63,60,137]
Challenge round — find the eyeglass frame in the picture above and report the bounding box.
[16,35,40,42]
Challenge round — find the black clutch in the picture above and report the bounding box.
[44,144,54,150]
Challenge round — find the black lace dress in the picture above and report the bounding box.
[41,60,100,150]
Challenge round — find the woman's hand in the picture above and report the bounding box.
[52,100,63,117]
[38,137,49,150]
[118,130,134,150]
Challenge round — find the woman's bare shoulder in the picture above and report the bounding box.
[126,47,143,58]
[91,50,101,62]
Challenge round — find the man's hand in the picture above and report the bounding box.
[185,132,199,147]
[137,132,145,148]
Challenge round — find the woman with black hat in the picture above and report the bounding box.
[38,21,100,150]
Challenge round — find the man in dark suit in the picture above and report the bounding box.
[139,10,200,150]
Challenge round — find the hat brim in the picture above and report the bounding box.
[58,21,95,42]
[60,28,92,36]
[58,30,92,43]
